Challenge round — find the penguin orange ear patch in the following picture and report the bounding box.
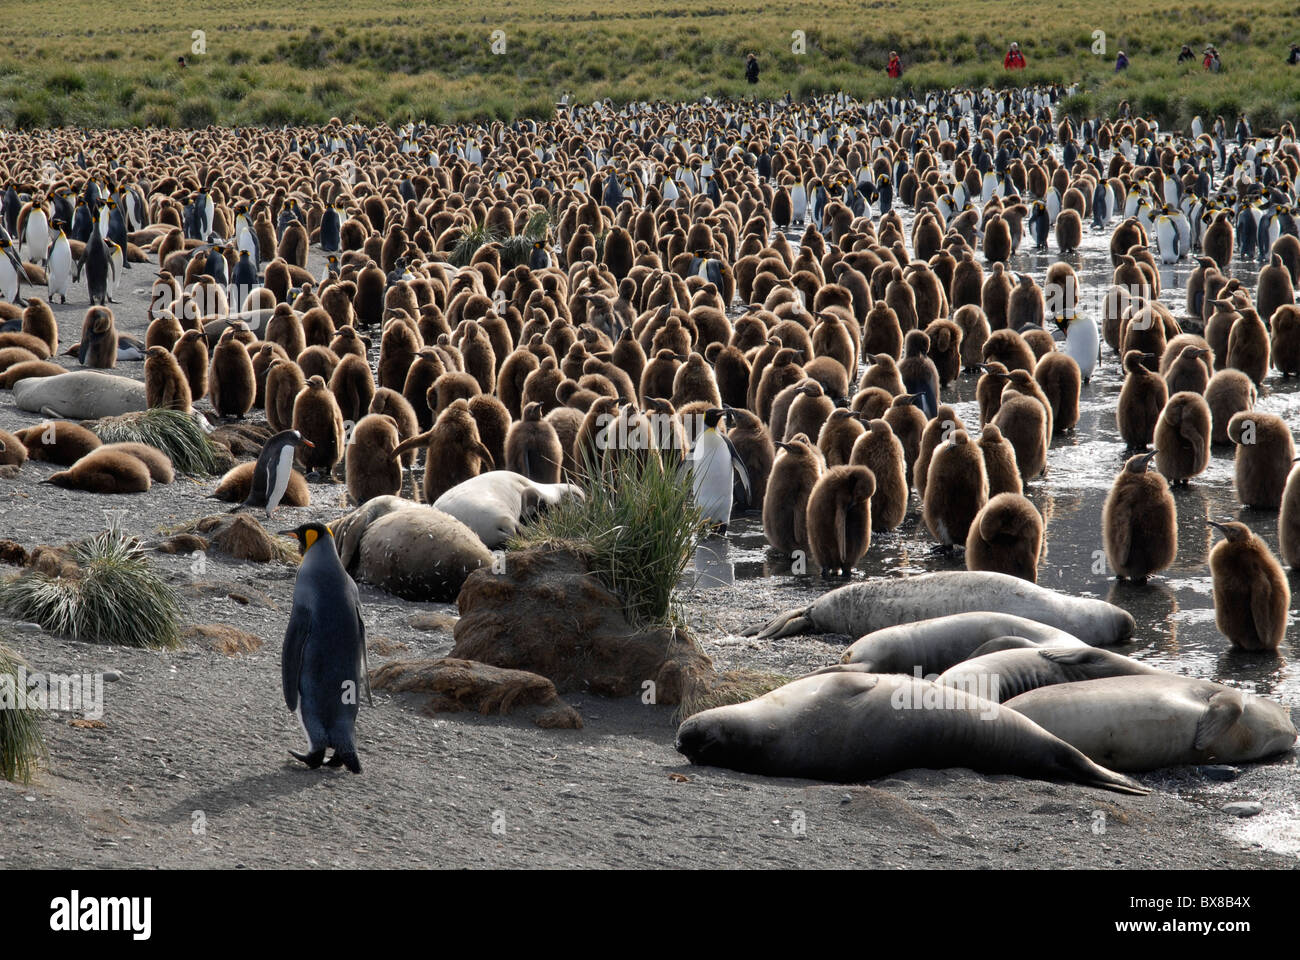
[304,528,318,550]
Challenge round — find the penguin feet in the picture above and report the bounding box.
[289,748,326,769]
[332,752,362,774]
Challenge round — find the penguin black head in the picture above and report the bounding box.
[280,522,333,555]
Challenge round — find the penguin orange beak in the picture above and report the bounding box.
[299,438,316,448]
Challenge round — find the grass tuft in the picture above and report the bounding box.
[90,409,226,476]
[0,529,182,649]
[0,642,47,784]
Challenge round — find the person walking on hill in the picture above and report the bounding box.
[1115,51,1129,72]
[745,52,759,85]
[1288,44,1300,65]
[1178,44,1194,64]
[887,51,903,78]
[1004,42,1026,70]
[1203,45,1221,72]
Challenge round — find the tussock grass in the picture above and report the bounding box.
[449,222,498,268]
[510,448,706,628]
[0,642,46,784]
[90,409,225,477]
[0,530,182,649]
[675,668,789,722]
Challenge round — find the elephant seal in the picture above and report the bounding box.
[936,647,1165,702]
[13,370,148,420]
[1006,675,1297,771]
[432,471,583,549]
[836,612,1087,675]
[742,571,1135,647]
[332,495,414,572]
[675,671,1147,794]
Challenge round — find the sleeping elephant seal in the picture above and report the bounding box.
[13,370,148,420]
[676,670,1148,794]
[936,646,1165,702]
[837,612,1086,674]
[331,496,492,601]
[742,571,1135,647]
[1006,675,1297,771]
[432,471,584,549]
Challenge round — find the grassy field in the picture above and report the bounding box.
[1,0,1298,130]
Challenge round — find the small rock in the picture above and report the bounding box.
[1222,801,1263,818]
[1199,764,1240,782]
[12,622,43,633]
[840,794,853,805]
[102,670,121,682]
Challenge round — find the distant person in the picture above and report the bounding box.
[177,56,187,68]
[1003,42,1026,70]
[1178,44,1194,63]
[887,51,903,78]
[745,52,759,85]
[1203,45,1221,72]
[1115,51,1129,72]
[1288,44,1300,65]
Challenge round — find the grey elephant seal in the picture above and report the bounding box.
[1006,675,1298,771]
[936,646,1165,702]
[13,370,148,420]
[675,671,1147,794]
[331,495,492,602]
[742,571,1134,647]
[837,612,1086,675]
[432,471,583,549]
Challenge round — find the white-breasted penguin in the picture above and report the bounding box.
[237,429,314,516]
[690,406,752,531]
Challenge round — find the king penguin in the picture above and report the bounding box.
[690,407,752,531]
[236,429,314,517]
[280,521,370,774]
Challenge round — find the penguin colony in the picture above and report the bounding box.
[1,87,1299,778]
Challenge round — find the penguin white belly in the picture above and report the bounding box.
[690,433,733,525]
[1066,321,1100,381]
[0,258,17,301]
[48,242,72,298]
[266,443,296,514]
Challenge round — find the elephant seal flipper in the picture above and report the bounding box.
[741,606,812,639]
[1195,690,1244,749]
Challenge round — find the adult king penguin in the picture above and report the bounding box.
[690,407,752,531]
[236,429,314,517]
[280,522,370,774]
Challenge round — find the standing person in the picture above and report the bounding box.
[887,50,903,78]
[745,52,759,85]
[1288,44,1300,65]
[1115,50,1129,72]
[1203,45,1221,72]
[1003,42,1026,70]
[1178,44,1195,63]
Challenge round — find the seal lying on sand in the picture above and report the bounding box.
[741,571,1134,647]
[936,646,1165,702]
[433,471,583,548]
[1006,675,1297,771]
[837,612,1087,674]
[12,370,148,420]
[675,670,1148,794]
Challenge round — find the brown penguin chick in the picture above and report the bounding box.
[914,405,966,500]
[975,360,1009,425]
[265,357,306,434]
[403,348,447,429]
[711,343,750,410]
[98,442,174,484]
[1033,351,1080,434]
[1019,326,1056,362]
[924,319,963,387]
[265,304,307,360]
[992,392,1048,482]
[671,352,721,408]
[981,261,1013,330]
[1256,253,1295,328]
[345,413,403,504]
[977,423,1022,497]
[329,351,376,426]
[378,317,420,392]
[1228,410,1296,509]
[1055,209,1083,254]
[546,406,585,481]
[574,396,622,473]
[849,418,907,531]
[146,313,184,351]
[301,306,337,348]
[1226,309,1270,386]
[78,306,118,369]
[1278,461,1300,568]
[779,380,832,443]
[817,408,865,467]
[981,213,1012,264]
[1205,369,1256,445]
[1208,520,1290,650]
[860,353,906,396]
[369,387,420,468]
[965,492,1043,582]
[806,465,876,575]
[291,375,346,479]
[208,328,256,419]
[352,261,387,326]
[861,301,903,358]
[754,347,806,424]
[1203,213,1234,271]
[1162,343,1213,395]
[1271,304,1300,377]
[15,420,102,465]
[0,359,63,389]
[460,321,497,394]
[884,393,927,489]
[144,345,192,413]
[43,447,151,494]
[1002,368,1055,442]
[209,460,309,505]
[922,429,988,548]
[981,328,1036,374]
[505,401,563,483]
[391,397,494,502]
[1154,391,1211,485]
[802,355,850,403]
[898,330,939,417]
[639,348,681,403]
[762,435,824,555]
[467,394,510,470]
[522,356,564,416]
[1116,350,1167,449]
[722,407,773,511]
[850,386,895,421]
[250,342,290,409]
[1006,274,1045,330]
[21,298,58,355]
[330,325,369,360]
[173,329,209,401]
[1101,450,1177,582]
[951,304,990,370]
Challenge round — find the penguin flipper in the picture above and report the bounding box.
[282,603,309,712]
[357,606,373,707]
[721,432,752,504]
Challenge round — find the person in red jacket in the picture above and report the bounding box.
[887,51,903,78]
[1004,42,1026,70]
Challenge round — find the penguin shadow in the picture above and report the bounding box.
[1106,577,1178,642]
[690,533,734,589]
[156,765,333,827]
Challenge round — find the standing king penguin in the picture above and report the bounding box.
[690,407,752,531]
[280,522,370,773]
